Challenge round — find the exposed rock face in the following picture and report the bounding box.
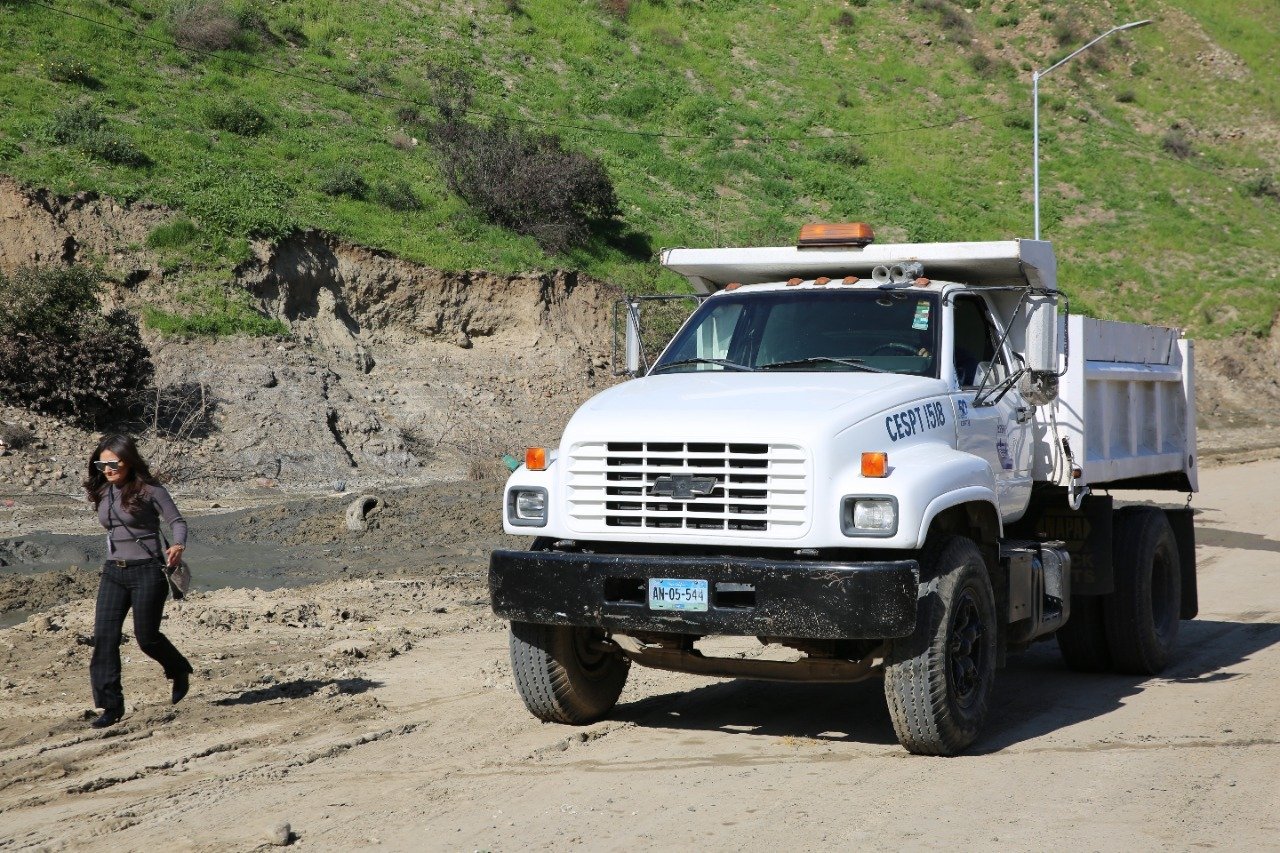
[0,179,623,490]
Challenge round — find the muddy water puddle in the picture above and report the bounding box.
[1,531,349,591]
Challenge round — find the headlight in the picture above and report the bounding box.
[842,496,898,537]
[507,487,548,527]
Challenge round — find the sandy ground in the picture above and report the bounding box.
[1,460,1278,851]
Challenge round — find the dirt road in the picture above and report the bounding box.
[2,459,1278,851]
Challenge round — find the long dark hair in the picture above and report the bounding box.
[83,434,161,512]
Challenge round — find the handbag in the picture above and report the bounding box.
[165,560,192,600]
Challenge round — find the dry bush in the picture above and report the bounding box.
[1161,130,1194,159]
[0,266,154,428]
[600,0,631,20]
[169,1,245,51]
[125,381,220,482]
[430,117,619,252]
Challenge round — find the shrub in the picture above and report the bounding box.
[1161,130,1194,159]
[46,101,106,144]
[969,51,994,76]
[318,166,368,199]
[1003,112,1032,130]
[79,129,150,166]
[0,266,154,428]
[1244,174,1279,201]
[0,138,20,161]
[371,179,421,211]
[45,55,96,86]
[146,219,199,249]
[1053,19,1080,47]
[202,98,269,135]
[0,422,34,451]
[816,142,868,168]
[430,117,619,253]
[279,21,308,47]
[168,0,246,51]
[44,102,149,165]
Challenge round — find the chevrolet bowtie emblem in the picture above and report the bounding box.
[650,474,718,500]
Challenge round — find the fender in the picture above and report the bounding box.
[916,486,1002,549]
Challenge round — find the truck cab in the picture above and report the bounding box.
[490,225,1198,755]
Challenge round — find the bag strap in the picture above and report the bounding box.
[106,487,165,562]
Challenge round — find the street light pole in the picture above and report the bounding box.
[1032,18,1152,240]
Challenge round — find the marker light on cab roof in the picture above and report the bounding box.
[797,222,875,248]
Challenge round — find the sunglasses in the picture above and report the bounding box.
[93,460,123,472]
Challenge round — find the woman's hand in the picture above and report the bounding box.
[165,544,185,567]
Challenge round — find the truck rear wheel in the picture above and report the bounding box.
[1055,594,1112,672]
[884,536,997,756]
[509,621,630,725]
[1104,507,1181,674]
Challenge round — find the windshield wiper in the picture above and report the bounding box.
[651,357,755,374]
[759,356,892,374]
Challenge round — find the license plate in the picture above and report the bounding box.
[648,578,709,612]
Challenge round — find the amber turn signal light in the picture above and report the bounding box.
[861,452,888,478]
[797,222,876,248]
[526,447,549,471]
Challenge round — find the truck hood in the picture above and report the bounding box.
[563,372,949,442]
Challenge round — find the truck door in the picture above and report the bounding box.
[950,294,1033,519]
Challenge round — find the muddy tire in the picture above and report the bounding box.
[884,536,997,756]
[1056,594,1112,672]
[1104,507,1181,675]
[509,621,630,725]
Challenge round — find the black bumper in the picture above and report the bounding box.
[488,549,920,640]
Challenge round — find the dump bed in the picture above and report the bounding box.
[1051,316,1197,492]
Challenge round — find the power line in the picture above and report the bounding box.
[31,0,1018,144]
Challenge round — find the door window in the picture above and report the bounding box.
[952,296,1008,389]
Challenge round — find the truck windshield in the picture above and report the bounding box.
[651,289,940,377]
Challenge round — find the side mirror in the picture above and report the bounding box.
[611,299,644,376]
[1024,293,1058,374]
[1019,292,1060,404]
[624,301,642,375]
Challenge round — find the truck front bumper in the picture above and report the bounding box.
[488,549,920,640]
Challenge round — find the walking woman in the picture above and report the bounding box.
[84,434,193,728]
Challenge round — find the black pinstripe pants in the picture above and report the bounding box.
[90,561,192,711]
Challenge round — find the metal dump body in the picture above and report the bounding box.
[1053,316,1197,492]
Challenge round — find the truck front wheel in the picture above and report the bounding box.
[1103,507,1181,674]
[509,621,630,725]
[884,536,997,756]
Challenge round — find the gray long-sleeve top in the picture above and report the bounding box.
[98,483,188,561]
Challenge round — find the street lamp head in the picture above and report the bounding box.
[1031,17,1155,240]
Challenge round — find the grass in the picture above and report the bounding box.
[0,0,1276,338]
[141,284,288,337]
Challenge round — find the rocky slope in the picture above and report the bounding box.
[0,177,621,493]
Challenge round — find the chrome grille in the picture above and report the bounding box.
[567,441,809,535]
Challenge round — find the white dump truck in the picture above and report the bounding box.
[489,224,1198,754]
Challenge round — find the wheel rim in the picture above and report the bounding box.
[571,628,616,680]
[949,590,987,708]
[1150,543,1179,643]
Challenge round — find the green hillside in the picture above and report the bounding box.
[1,0,1277,337]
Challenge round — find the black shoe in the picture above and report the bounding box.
[91,708,123,728]
[171,670,189,705]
